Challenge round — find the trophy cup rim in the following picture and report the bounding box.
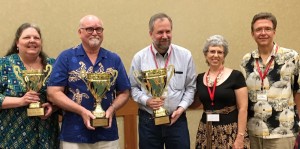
[87,73,111,81]
[142,68,167,78]
[22,69,44,75]
[142,68,167,73]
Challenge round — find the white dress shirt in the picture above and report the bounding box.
[129,43,197,114]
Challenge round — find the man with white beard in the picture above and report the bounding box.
[47,15,130,149]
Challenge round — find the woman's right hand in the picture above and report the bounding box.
[233,134,244,149]
[21,91,40,106]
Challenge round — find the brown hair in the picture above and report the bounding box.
[149,13,172,32]
[251,12,277,32]
[5,23,48,68]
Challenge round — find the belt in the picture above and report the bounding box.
[204,105,237,114]
[138,109,186,120]
[205,105,236,149]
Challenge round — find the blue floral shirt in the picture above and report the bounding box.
[48,44,130,143]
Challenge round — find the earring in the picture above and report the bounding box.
[17,47,19,51]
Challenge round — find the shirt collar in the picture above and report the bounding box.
[252,42,278,59]
[75,44,108,59]
[151,43,172,57]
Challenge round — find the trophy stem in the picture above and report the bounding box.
[154,106,170,125]
[154,106,168,117]
[27,102,44,116]
[29,102,41,108]
[93,104,106,118]
[91,103,108,127]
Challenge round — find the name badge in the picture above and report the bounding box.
[207,114,220,122]
[257,91,267,101]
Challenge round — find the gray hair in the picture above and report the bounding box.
[149,13,172,32]
[203,35,229,57]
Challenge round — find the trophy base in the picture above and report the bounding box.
[27,108,44,117]
[154,115,170,125]
[91,118,109,127]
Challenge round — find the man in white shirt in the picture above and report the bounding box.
[129,13,196,149]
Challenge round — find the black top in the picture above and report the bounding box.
[196,70,246,125]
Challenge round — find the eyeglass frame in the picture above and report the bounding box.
[207,49,224,55]
[253,27,274,34]
[80,27,104,34]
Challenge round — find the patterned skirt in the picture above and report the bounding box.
[195,121,250,149]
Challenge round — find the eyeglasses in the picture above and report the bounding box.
[254,27,274,34]
[207,50,224,55]
[80,27,104,34]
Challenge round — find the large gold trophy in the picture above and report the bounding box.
[86,70,118,127]
[134,65,174,125]
[13,64,52,116]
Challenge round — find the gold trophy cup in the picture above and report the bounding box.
[134,65,174,125]
[86,70,118,127]
[13,64,52,116]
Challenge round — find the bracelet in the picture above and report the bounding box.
[237,132,245,137]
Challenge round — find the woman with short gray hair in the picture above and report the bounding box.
[194,35,250,148]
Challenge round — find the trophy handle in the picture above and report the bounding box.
[165,65,175,88]
[133,70,149,94]
[133,70,143,85]
[110,70,118,87]
[42,64,52,86]
[86,81,94,97]
[13,65,26,89]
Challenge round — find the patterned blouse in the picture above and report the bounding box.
[0,54,59,149]
[240,43,300,139]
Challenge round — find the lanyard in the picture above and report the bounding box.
[206,67,224,106]
[150,44,172,69]
[255,45,278,90]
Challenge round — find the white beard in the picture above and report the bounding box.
[89,38,100,48]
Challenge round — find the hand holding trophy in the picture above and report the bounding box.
[134,65,175,125]
[13,64,52,116]
[86,70,118,127]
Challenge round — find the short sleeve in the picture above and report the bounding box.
[232,70,247,89]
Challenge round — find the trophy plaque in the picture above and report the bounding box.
[86,70,118,127]
[13,64,52,116]
[134,65,174,125]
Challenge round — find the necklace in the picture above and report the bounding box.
[206,67,224,87]
[206,67,224,106]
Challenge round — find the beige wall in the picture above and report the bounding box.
[1,1,299,148]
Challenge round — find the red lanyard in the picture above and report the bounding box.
[150,44,172,69]
[255,45,278,90]
[206,67,224,106]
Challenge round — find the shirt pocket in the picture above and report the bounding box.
[170,68,185,90]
